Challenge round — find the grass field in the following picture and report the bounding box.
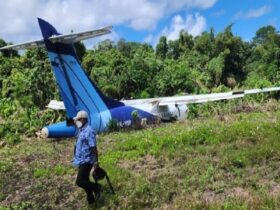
[0,100,280,209]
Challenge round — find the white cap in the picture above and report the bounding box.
[74,110,88,120]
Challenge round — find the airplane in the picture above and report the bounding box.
[1,18,280,138]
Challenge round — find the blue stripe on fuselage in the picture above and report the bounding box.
[110,105,156,126]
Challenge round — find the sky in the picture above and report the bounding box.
[0,0,279,48]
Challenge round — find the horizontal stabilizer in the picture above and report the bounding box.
[48,26,112,44]
[0,26,112,51]
[0,39,45,50]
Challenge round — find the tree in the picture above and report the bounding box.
[0,39,6,48]
[15,48,58,108]
[208,53,225,87]
[178,30,194,54]
[0,55,22,90]
[74,41,86,61]
[246,26,280,83]
[253,25,278,46]
[214,24,249,85]
[156,36,168,60]
[97,39,114,51]
[194,29,215,57]
[155,58,196,96]
[0,38,18,57]
[167,40,180,59]
[117,38,131,57]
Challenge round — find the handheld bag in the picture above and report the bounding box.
[92,167,115,194]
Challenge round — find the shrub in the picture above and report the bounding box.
[107,118,119,132]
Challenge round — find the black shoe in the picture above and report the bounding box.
[94,184,101,200]
[87,195,95,204]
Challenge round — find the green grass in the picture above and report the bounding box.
[1,101,280,209]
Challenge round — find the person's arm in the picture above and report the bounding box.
[92,147,99,169]
[88,128,99,168]
[91,146,98,162]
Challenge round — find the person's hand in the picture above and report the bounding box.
[93,161,99,169]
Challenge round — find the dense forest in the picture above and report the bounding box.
[0,25,280,144]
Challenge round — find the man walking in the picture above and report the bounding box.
[73,110,100,205]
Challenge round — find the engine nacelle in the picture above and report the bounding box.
[176,104,188,120]
[157,104,188,121]
[41,121,77,138]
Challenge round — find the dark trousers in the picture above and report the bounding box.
[76,163,99,202]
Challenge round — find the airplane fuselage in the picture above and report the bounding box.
[41,103,188,138]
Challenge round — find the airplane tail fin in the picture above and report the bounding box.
[37,18,123,132]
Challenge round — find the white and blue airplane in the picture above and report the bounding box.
[1,18,280,138]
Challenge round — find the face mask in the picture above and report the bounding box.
[75,120,83,128]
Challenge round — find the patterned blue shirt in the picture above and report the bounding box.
[73,123,97,167]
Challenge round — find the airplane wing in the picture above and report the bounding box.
[47,87,280,110]
[46,87,280,110]
[0,26,112,51]
[122,87,280,106]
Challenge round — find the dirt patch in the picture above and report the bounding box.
[269,184,280,197]
[258,179,280,198]
[250,164,280,182]
[118,155,161,173]
[118,155,183,182]
[15,153,45,167]
[200,187,253,205]
[201,190,225,204]
[232,104,255,114]
[228,187,253,201]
